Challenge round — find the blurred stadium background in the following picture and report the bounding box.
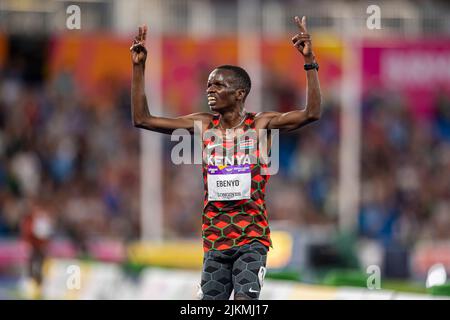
[1,0,450,299]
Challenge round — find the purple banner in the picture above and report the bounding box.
[207,164,251,175]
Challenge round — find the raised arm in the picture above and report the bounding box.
[258,16,322,132]
[130,25,211,134]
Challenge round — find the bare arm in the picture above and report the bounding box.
[130,25,211,134]
[261,16,322,132]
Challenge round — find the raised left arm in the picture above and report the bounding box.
[266,16,322,131]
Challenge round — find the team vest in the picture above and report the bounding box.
[202,112,272,252]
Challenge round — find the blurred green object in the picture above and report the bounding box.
[332,231,360,269]
[382,279,426,294]
[428,283,450,296]
[323,269,429,294]
[323,269,368,287]
[266,269,302,282]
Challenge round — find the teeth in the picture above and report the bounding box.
[208,97,216,101]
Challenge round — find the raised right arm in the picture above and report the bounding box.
[131,25,211,134]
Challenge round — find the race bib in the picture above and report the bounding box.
[207,164,251,201]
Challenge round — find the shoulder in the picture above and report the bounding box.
[254,111,281,129]
[184,112,216,121]
[183,112,216,132]
[254,111,281,119]
[181,112,215,127]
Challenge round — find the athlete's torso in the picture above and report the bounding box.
[202,112,272,252]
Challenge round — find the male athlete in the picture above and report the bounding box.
[130,16,321,300]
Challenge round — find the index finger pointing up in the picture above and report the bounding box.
[142,24,148,42]
[302,16,307,32]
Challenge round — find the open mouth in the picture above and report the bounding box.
[207,96,217,106]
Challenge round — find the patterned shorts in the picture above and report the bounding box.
[199,241,268,300]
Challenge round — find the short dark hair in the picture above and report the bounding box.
[216,65,251,101]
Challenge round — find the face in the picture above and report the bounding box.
[206,69,244,112]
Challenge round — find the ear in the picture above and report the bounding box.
[235,88,246,102]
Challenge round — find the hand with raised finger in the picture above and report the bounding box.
[130,24,148,66]
[291,16,314,62]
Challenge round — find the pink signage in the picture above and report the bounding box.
[362,39,450,120]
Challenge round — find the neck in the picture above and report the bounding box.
[219,107,246,129]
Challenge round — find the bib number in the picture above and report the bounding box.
[207,165,251,201]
